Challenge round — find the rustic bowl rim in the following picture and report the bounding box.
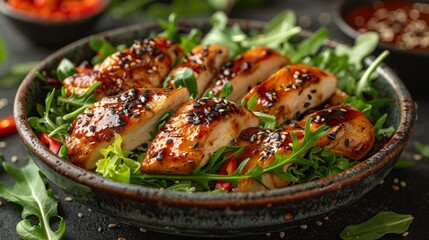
[14,18,416,208]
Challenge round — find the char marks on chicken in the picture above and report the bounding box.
[63,37,184,100]
[243,64,337,126]
[234,104,375,192]
[206,46,290,102]
[141,98,259,174]
[66,87,189,169]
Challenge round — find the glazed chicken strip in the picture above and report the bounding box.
[242,64,337,126]
[166,44,229,97]
[206,46,290,102]
[63,36,184,100]
[66,87,190,170]
[141,98,259,174]
[235,104,375,192]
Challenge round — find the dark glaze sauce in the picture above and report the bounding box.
[255,66,321,109]
[346,0,429,51]
[211,47,276,95]
[68,88,168,144]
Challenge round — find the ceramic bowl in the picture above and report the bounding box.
[0,0,111,47]
[14,18,416,236]
[332,0,429,95]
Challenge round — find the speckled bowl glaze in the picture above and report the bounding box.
[14,19,416,236]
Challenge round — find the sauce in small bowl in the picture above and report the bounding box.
[334,0,429,95]
[0,0,110,47]
[6,0,102,21]
[345,0,429,52]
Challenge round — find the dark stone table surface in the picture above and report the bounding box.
[1,1,428,239]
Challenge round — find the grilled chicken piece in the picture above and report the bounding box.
[166,44,230,97]
[206,47,290,102]
[66,87,190,170]
[234,104,375,192]
[242,64,337,126]
[326,88,349,107]
[63,37,184,100]
[141,98,259,174]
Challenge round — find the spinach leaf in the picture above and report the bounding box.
[56,58,77,82]
[89,36,124,66]
[173,67,198,99]
[219,81,233,98]
[340,211,413,240]
[0,157,66,240]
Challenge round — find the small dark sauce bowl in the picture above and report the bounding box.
[333,0,429,96]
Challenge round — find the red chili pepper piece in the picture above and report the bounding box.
[214,156,238,191]
[0,115,17,138]
[39,132,61,155]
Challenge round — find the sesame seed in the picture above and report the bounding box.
[393,178,399,184]
[344,139,350,146]
[192,141,199,149]
[323,216,329,221]
[139,227,147,232]
[78,212,84,218]
[316,220,323,226]
[108,223,117,229]
[265,233,271,236]
[402,231,409,237]
[0,98,8,109]
[413,154,422,161]
[279,231,286,238]
[64,197,73,202]
[300,224,308,229]
[0,141,7,148]
[11,156,18,163]
[400,181,407,187]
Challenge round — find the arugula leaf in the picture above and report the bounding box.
[253,112,276,129]
[340,211,413,240]
[290,27,329,63]
[0,158,65,240]
[355,50,390,98]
